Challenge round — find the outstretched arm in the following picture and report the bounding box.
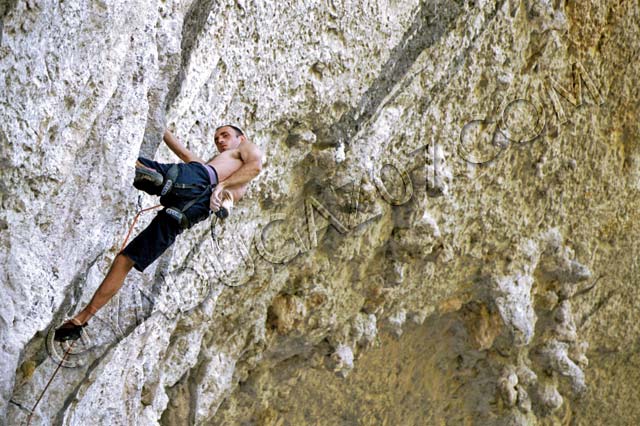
[163,129,205,163]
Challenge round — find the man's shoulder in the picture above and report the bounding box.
[239,140,262,157]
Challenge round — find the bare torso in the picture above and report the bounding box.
[207,148,244,182]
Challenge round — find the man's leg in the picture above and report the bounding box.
[62,158,167,326]
[54,254,135,341]
[72,253,135,324]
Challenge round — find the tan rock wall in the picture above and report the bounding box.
[1,0,638,425]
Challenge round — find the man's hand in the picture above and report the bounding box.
[210,184,228,212]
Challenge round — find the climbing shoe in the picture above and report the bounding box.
[134,161,163,187]
[54,319,88,342]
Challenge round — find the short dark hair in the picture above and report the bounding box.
[215,124,244,137]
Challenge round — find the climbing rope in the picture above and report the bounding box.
[26,203,162,424]
[119,204,163,251]
[210,214,219,241]
[25,341,76,426]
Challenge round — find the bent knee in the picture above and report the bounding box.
[118,253,136,267]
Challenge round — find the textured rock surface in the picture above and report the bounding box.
[1,0,639,425]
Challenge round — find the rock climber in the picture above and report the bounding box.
[54,125,262,341]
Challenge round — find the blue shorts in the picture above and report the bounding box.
[122,157,217,272]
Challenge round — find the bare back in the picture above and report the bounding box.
[207,149,244,182]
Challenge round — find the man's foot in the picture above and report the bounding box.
[134,162,163,187]
[54,319,88,342]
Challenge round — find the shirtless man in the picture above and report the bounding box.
[54,125,262,341]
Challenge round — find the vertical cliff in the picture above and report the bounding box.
[1,0,639,424]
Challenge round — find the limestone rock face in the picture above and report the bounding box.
[1,0,639,425]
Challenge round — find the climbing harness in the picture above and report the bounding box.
[160,164,216,230]
[159,164,179,196]
[136,162,231,228]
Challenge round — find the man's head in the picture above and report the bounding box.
[214,125,246,152]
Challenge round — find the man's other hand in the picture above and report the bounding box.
[210,185,226,212]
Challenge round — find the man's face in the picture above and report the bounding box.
[214,126,242,152]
